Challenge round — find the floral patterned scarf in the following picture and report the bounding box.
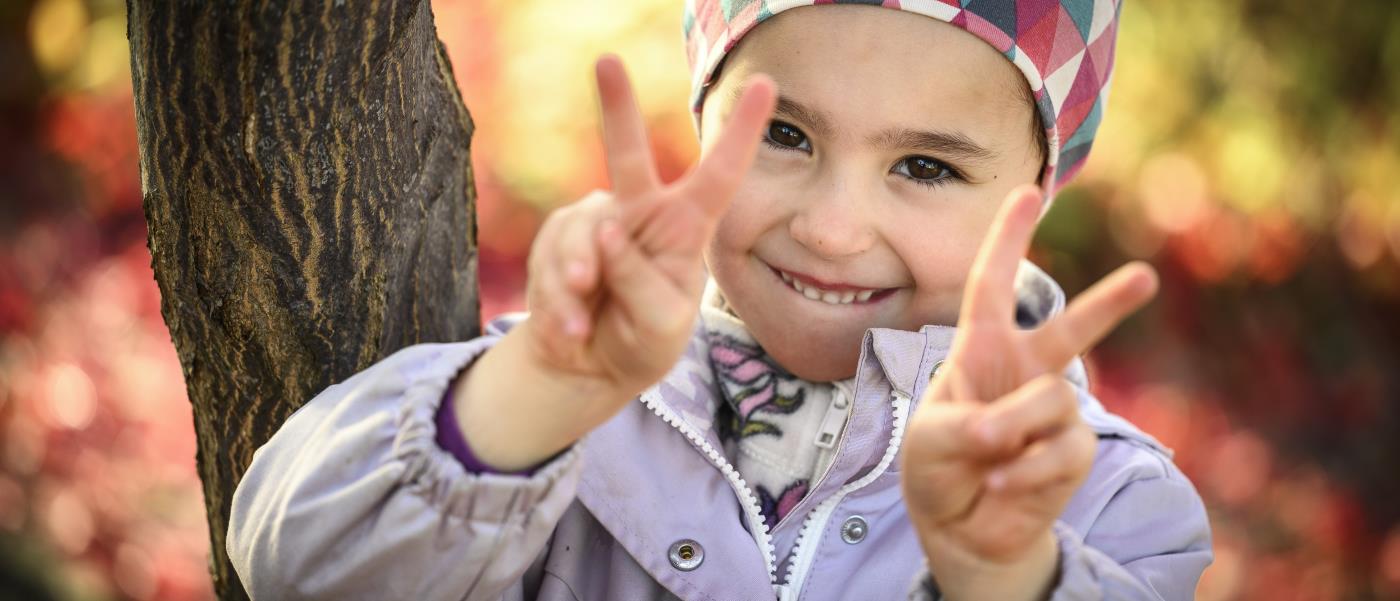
[700,282,854,530]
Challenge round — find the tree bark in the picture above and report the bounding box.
[125,1,479,597]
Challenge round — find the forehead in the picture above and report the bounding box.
[709,5,1030,142]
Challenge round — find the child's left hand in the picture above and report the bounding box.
[899,185,1160,601]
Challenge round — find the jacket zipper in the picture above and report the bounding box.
[638,390,780,585]
[774,390,912,601]
[641,387,912,601]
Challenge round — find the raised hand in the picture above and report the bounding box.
[520,55,777,394]
[899,185,1160,599]
[454,56,776,471]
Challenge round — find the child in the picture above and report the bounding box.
[228,1,1212,599]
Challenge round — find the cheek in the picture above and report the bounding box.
[710,181,778,254]
[908,234,980,286]
[707,183,787,305]
[889,201,1000,307]
[706,196,760,288]
[709,203,752,260]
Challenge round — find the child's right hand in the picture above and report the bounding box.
[453,56,776,470]
[521,55,776,396]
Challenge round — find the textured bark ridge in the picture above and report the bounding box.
[126,1,479,597]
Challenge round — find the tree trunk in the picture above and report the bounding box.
[125,1,479,597]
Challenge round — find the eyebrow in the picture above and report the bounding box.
[728,87,999,164]
[866,128,998,164]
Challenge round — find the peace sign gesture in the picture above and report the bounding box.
[522,55,776,390]
[898,185,1159,599]
[456,56,777,471]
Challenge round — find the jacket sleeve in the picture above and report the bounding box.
[906,441,1213,601]
[1041,469,1213,600]
[227,326,583,600]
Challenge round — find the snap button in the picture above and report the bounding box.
[929,360,945,382]
[840,516,868,544]
[668,539,704,571]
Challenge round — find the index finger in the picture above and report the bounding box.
[959,185,1043,325]
[596,55,661,199]
[678,74,778,216]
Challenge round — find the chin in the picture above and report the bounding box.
[751,322,865,382]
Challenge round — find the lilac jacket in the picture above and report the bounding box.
[228,269,1212,600]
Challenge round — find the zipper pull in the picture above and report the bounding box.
[813,388,850,449]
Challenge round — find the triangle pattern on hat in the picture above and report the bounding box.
[1015,0,1059,37]
[1063,96,1104,150]
[1018,8,1060,76]
[1047,5,1088,73]
[1055,83,1096,143]
[1043,47,1084,113]
[1086,16,1117,81]
[1060,55,1101,117]
[736,0,763,22]
[720,0,744,20]
[964,10,1015,53]
[698,0,728,40]
[1088,0,1117,40]
[1061,0,1094,39]
[962,0,1017,40]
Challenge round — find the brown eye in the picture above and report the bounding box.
[765,121,809,150]
[902,156,948,180]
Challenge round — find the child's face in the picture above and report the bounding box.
[699,5,1044,381]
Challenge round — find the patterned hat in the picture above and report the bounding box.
[683,0,1123,203]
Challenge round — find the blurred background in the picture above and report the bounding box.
[1,0,1397,598]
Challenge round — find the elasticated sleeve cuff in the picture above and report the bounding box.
[434,379,555,477]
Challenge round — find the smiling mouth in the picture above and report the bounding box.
[769,266,896,306]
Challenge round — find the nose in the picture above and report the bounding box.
[788,173,877,260]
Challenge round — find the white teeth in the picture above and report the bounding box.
[776,268,881,306]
